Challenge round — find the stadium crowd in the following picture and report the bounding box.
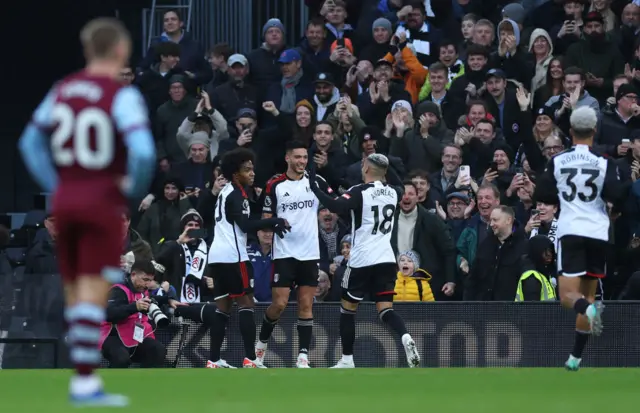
[4,0,640,327]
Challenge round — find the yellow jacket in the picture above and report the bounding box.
[394,269,435,302]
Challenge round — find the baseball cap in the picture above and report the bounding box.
[236,108,257,119]
[392,100,413,115]
[447,192,470,204]
[314,72,335,85]
[374,58,393,69]
[278,49,301,64]
[485,68,506,80]
[227,54,248,67]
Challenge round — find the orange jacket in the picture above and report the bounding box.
[384,45,428,104]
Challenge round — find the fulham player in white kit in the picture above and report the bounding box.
[536,107,629,371]
[309,153,420,368]
[256,140,333,368]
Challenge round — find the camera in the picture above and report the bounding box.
[147,298,169,328]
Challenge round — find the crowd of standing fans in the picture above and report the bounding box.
[35,0,640,304]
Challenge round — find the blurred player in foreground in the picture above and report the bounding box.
[535,107,629,371]
[18,18,155,406]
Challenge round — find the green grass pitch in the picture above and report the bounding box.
[1,368,639,412]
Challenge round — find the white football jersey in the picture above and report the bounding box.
[208,183,251,263]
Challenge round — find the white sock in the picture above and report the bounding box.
[298,352,308,360]
[256,341,268,349]
[70,374,102,396]
[342,354,353,363]
[401,333,412,345]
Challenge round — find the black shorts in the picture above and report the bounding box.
[558,235,607,279]
[342,263,397,303]
[271,258,319,288]
[208,261,254,299]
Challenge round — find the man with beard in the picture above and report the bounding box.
[448,44,490,122]
[209,54,258,122]
[317,205,349,277]
[618,3,640,62]
[565,11,625,105]
[311,73,341,121]
[464,205,528,301]
[345,126,405,188]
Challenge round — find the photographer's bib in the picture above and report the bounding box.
[181,240,208,303]
[98,284,154,348]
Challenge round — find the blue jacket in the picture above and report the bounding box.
[138,32,213,86]
[247,243,273,302]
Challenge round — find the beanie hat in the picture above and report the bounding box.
[372,17,392,34]
[399,250,421,270]
[501,3,526,25]
[416,100,441,120]
[180,209,203,229]
[494,143,515,164]
[341,234,352,245]
[536,105,555,121]
[263,18,285,37]
[164,175,184,192]
[295,99,315,116]
[616,83,639,102]
[189,131,211,149]
[169,74,186,86]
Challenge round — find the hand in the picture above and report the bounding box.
[392,110,406,135]
[483,168,499,183]
[237,129,253,146]
[203,276,214,290]
[320,0,335,16]
[504,35,516,54]
[184,71,195,79]
[525,214,541,233]
[169,299,188,309]
[377,81,390,101]
[397,32,407,44]
[262,101,278,115]
[159,158,170,172]
[506,173,525,197]
[498,37,507,57]
[136,298,151,312]
[201,91,212,110]
[418,114,430,137]
[330,47,343,63]
[369,81,380,103]
[397,5,412,21]
[161,281,170,292]
[631,104,640,117]
[212,174,227,195]
[463,198,476,219]
[346,65,358,87]
[631,160,639,182]
[329,263,338,275]
[384,113,394,135]
[442,282,455,296]
[313,151,328,168]
[617,143,630,156]
[435,200,447,220]
[195,98,204,113]
[465,83,477,97]
[460,257,469,274]
[273,218,291,239]
[625,63,636,81]
[515,87,531,110]
[569,88,580,109]
[177,228,192,245]
[138,193,155,211]
[254,186,263,197]
[188,187,201,198]
[558,21,569,38]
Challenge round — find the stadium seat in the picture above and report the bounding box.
[22,210,46,228]
[5,248,26,268]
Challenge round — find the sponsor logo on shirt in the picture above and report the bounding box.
[280,200,314,212]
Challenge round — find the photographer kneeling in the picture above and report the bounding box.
[99,260,184,368]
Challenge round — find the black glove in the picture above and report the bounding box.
[273,218,291,239]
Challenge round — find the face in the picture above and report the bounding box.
[563,74,583,94]
[374,64,392,81]
[169,82,186,102]
[44,217,56,239]
[536,202,558,223]
[632,139,640,158]
[318,208,337,230]
[564,2,583,19]
[161,54,180,69]
[622,4,640,27]
[467,54,487,71]
[447,197,466,219]
[357,60,373,82]
[362,139,376,156]
[210,54,226,69]
[190,143,208,163]
[281,60,301,77]
[548,59,564,79]
[398,255,416,276]
[122,213,131,239]
[535,115,553,134]
[475,121,495,144]
[327,5,347,25]
[296,106,311,127]
[373,26,391,44]
[429,70,447,93]
[468,104,487,125]
[584,21,604,35]
[265,27,283,46]
[461,19,475,39]
[306,24,325,47]
[164,183,179,201]
[316,273,331,298]
[235,117,256,134]
[184,220,201,232]
[618,90,639,115]
[235,160,255,187]
[411,177,429,201]
[341,242,351,260]
[258,229,273,247]
[592,0,609,11]
[314,124,333,147]
[490,209,512,237]
[315,82,333,102]
[401,184,418,213]
[406,8,424,29]
[119,68,134,85]
[493,150,510,171]
[487,77,506,99]
[499,25,514,43]
[286,148,308,174]
[423,112,439,129]
[472,24,493,46]
[442,146,462,173]
[533,36,549,56]
[439,45,457,66]
[131,271,155,292]
[228,63,248,81]
[477,188,499,219]
[163,11,182,34]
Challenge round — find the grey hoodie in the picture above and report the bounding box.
[528,28,554,95]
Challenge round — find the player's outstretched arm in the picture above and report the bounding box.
[112,86,156,198]
[227,190,290,235]
[533,159,560,206]
[18,91,59,192]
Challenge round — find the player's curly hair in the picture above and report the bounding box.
[220,148,255,180]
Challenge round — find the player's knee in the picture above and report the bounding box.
[341,299,358,312]
[377,306,394,321]
[269,299,287,317]
[236,295,255,309]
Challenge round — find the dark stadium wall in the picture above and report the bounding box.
[3,0,144,213]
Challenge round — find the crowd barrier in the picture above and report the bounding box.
[2,302,640,368]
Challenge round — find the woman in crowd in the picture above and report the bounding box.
[532,57,566,110]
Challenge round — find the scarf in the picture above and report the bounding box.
[280,69,304,114]
[531,218,559,252]
[180,239,208,303]
[320,226,339,259]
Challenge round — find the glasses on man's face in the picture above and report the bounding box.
[449,201,466,208]
[622,95,639,103]
[543,145,563,152]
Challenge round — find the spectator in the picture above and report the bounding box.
[154,75,198,166]
[603,74,630,113]
[549,0,584,55]
[617,3,640,62]
[315,270,332,302]
[135,42,184,118]
[529,29,554,97]
[458,13,478,60]
[248,229,274,303]
[490,18,536,88]
[247,18,288,98]
[516,236,558,301]
[209,54,259,122]
[328,234,351,296]
[590,0,617,33]
[436,191,476,242]
[471,19,495,49]
[464,205,528,301]
[480,68,523,150]
[318,204,349,276]
[262,99,317,149]
[360,17,395,63]
[430,144,463,203]
[177,91,228,161]
[326,96,366,160]
[393,1,442,67]
[205,42,233,90]
[418,41,464,101]
[172,129,215,199]
[300,18,331,73]
[524,201,560,251]
[309,122,349,190]
[595,83,640,158]
[324,0,357,51]
[311,73,341,121]
[619,129,640,181]
[394,250,435,302]
[138,10,212,87]
[264,49,314,117]
[448,44,490,121]
[119,64,135,86]
[532,56,566,110]
[418,62,458,130]
[328,38,359,88]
